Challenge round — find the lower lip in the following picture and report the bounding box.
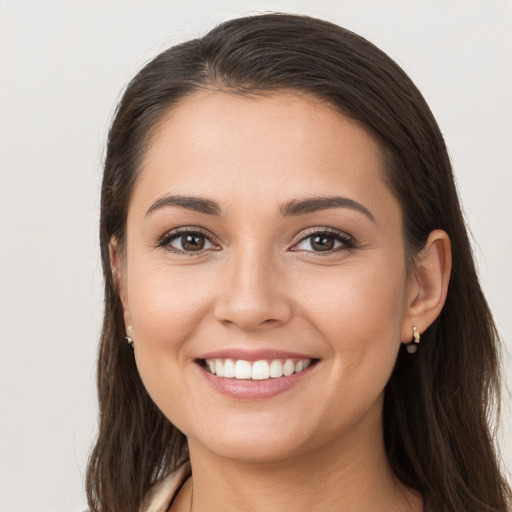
[197,362,316,400]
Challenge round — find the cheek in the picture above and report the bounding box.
[288,259,407,436]
[299,259,406,336]
[295,257,407,390]
[127,262,214,347]
[125,264,216,429]
[125,261,215,404]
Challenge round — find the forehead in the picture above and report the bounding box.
[133,91,396,219]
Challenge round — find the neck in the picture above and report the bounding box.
[185,414,422,512]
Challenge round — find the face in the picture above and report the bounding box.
[117,91,414,463]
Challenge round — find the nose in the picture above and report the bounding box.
[213,246,293,332]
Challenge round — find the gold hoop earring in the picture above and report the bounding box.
[406,326,420,354]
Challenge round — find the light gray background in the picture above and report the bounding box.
[1,1,511,511]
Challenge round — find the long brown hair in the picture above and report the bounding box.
[87,13,510,511]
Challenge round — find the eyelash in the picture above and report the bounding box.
[156,227,221,255]
[290,227,355,255]
[156,227,356,255]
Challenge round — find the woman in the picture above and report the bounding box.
[86,13,510,512]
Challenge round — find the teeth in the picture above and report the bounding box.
[283,359,295,376]
[252,360,270,380]
[223,358,235,378]
[234,360,252,379]
[215,359,224,378]
[205,358,313,380]
[269,360,283,378]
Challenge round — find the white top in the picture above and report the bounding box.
[143,462,191,512]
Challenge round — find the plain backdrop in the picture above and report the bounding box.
[0,1,511,511]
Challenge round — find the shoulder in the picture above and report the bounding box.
[142,461,191,512]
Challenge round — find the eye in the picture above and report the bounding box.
[291,229,354,253]
[157,229,218,254]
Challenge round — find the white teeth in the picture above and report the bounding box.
[234,360,252,379]
[205,358,313,380]
[215,359,224,378]
[269,360,283,378]
[223,358,235,378]
[283,359,295,376]
[252,360,270,380]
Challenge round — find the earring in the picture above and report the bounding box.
[125,325,134,347]
[406,326,420,354]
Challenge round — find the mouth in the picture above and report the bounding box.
[199,357,316,380]
[194,350,320,399]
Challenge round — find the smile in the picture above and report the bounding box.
[204,358,312,380]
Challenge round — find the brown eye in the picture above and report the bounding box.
[181,234,205,251]
[292,230,354,253]
[162,231,216,253]
[310,235,335,251]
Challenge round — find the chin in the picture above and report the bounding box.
[185,414,319,464]
[193,435,308,464]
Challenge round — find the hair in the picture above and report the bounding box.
[86,13,510,512]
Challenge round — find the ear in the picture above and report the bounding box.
[401,229,452,343]
[109,237,134,332]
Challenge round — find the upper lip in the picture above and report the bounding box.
[197,348,318,362]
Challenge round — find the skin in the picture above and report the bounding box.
[113,91,451,512]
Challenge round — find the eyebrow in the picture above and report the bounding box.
[280,196,375,222]
[145,194,375,222]
[146,195,221,217]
